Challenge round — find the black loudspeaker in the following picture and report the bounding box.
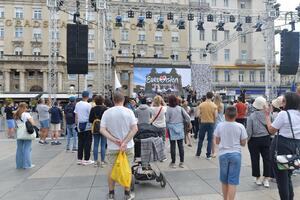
[67,24,88,74]
[279,31,300,75]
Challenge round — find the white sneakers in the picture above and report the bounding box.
[255,177,270,188]
[82,160,95,166]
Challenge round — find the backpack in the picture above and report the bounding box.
[91,118,101,134]
[64,103,75,125]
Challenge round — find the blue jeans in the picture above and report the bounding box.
[16,140,32,169]
[196,123,215,157]
[93,134,107,161]
[219,153,241,185]
[66,124,77,150]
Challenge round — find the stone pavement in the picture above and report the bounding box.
[0,133,300,200]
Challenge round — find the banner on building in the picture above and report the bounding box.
[133,67,191,96]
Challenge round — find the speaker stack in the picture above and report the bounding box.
[67,24,88,74]
[279,31,300,75]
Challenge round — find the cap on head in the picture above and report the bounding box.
[82,91,89,98]
[69,96,76,102]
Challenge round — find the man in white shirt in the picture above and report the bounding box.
[74,91,93,166]
[100,92,138,200]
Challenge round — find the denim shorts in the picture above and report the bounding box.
[219,152,241,185]
[40,119,49,128]
[6,119,15,129]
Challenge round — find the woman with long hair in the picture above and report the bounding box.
[5,101,16,138]
[265,92,300,200]
[212,94,225,157]
[182,100,192,147]
[151,95,167,141]
[166,95,191,168]
[14,102,36,169]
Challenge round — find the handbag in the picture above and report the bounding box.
[275,111,300,170]
[25,120,35,134]
[181,108,192,131]
[15,120,36,140]
[150,106,163,125]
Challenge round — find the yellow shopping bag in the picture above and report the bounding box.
[110,151,132,188]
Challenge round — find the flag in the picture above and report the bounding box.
[114,71,122,90]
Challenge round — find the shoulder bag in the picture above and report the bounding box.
[275,111,300,170]
[150,106,163,125]
[181,107,192,131]
[15,119,36,140]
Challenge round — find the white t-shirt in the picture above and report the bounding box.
[74,101,92,123]
[21,112,32,122]
[151,106,167,128]
[214,121,248,156]
[101,106,137,150]
[272,110,300,139]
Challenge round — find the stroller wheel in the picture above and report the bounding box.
[131,175,135,192]
[159,173,166,188]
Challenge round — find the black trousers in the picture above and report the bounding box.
[170,139,184,163]
[192,117,199,139]
[270,135,300,200]
[248,136,271,177]
[77,131,92,161]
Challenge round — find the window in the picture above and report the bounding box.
[121,30,129,41]
[14,47,22,56]
[86,72,94,80]
[0,7,4,18]
[88,29,95,40]
[28,71,35,79]
[260,70,265,82]
[33,28,42,40]
[68,74,77,80]
[241,50,248,60]
[0,27,4,39]
[0,71,3,79]
[214,70,219,82]
[171,32,179,42]
[33,48,41,56]
[241,34,246,43]
[15,8,24,19]
[212,30,217,41]
[51,31,59,39]
[224,0,229,7]
[224,30,229,40]
[88,49,95,61]
[0,49,3,58]
[121,72,129,81]
[122,13,129,22]
[239,71,244,82]
[212,52,218,61]
[87,12,95,21]
[199,30,205,41]
[15,27,23,38]
[33,9,42,20]
[137,47,146,57]
[211,0,216,6]
[241,1,246,9]
[250,71,255,82]
[172,51,179,61]
[121,46,130,56]
[14,71,20,79]
[155,46,163,57]
[199,49,206,61]
[138,31,146,41]
[37,71,43,79]
[155,31,163,42]
[224,49,230,61]
[224,71,230,82]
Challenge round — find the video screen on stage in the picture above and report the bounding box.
[134,67,191,96]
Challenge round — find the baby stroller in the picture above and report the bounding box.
[131,123,167,190]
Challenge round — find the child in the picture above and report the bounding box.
[214,106,247,200]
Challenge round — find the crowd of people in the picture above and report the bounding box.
[1,86,300,200]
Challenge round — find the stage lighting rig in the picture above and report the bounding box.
[91,0,97,11]
[177,18,185,29]
[146,11,152,19]
[157,16,164,29]
[170,54,175,60]
[128,10,134,18]
[234,22,243,32]
[137,16,145,28]
[216,21,225,31]
[196,20,204,31]
[296,4,300,17]
[167,12,174,20]
[253,22,263,32]
[115,15,122,27]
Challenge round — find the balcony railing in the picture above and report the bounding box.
[235,59,265,66]
[0,54,65,62]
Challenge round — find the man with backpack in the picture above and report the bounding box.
[49,102,63,145]
[64,96,77,152]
